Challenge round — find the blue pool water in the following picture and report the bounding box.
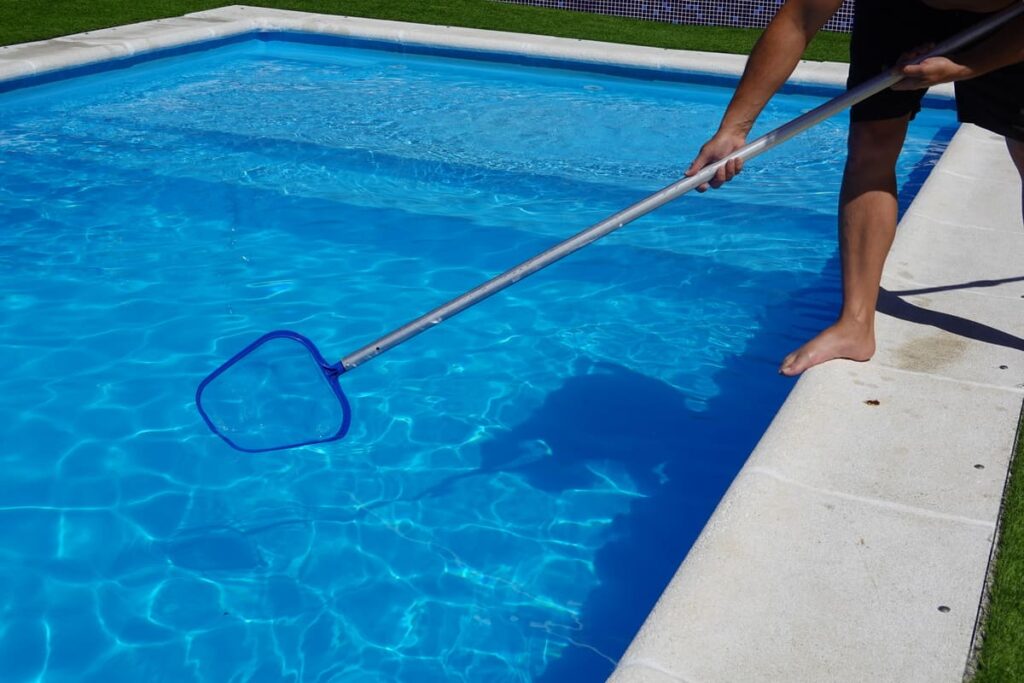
[0,35,955,682]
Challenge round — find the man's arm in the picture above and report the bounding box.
[895,9,1024,90]
[685,0,844,191]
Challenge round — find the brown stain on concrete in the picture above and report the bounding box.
[894,334,968,372]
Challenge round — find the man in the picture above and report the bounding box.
[685,0,1024,376]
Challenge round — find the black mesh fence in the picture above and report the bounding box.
[494,0,854,33]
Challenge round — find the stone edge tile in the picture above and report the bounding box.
[871,290,1024,387]
[619,467,998,683]
[744,361,1021,519]
[0,5,856,90]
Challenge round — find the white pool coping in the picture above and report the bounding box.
[2,8,1020,682]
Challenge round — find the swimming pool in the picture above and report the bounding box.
[0,32,956,682]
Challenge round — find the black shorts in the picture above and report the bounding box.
[849,0,1024,141]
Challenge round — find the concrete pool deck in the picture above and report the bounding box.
[2,8,1020,682]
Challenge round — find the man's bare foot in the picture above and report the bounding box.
[779,322,876,376]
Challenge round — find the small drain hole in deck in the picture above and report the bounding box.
[938,605,951,613]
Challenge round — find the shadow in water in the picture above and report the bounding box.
[416,360,699,502]
[469,355,799,681]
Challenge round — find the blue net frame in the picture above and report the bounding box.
[195,330,352,453]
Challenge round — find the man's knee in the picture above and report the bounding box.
[845,118,910,175]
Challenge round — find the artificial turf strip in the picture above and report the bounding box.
[972,406,1024,682]
[0,0,850,62]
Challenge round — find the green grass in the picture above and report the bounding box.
[2,0,1021,678]
[0,1,849,61]
[973,409,1024,682]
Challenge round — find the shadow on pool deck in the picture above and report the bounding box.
[878,284,1024,353]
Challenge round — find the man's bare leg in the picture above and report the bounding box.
[780,117,911,376]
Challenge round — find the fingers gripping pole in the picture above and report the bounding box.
[340,0,1024,372]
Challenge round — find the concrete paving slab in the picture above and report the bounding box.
[886,219,1024,296]
[904,184,1023,234]
[608,662,690,683]
[618,468,996,683]
[181,5,260,24]
[0,57,34,82]
[0,16,249,79]
[873,288,1024,388]
[0,38,127,75]
[747,361,1019,521]
[61,20,249,56]
[898,126,1023,235]
[58,17,220,45]
[930,125,1021,189]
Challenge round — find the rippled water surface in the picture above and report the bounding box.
[0,36,955,682]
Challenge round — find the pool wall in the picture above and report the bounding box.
[3,8,1021,682]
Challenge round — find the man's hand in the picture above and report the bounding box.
[893,55,975,90]
[684,131,748,192]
